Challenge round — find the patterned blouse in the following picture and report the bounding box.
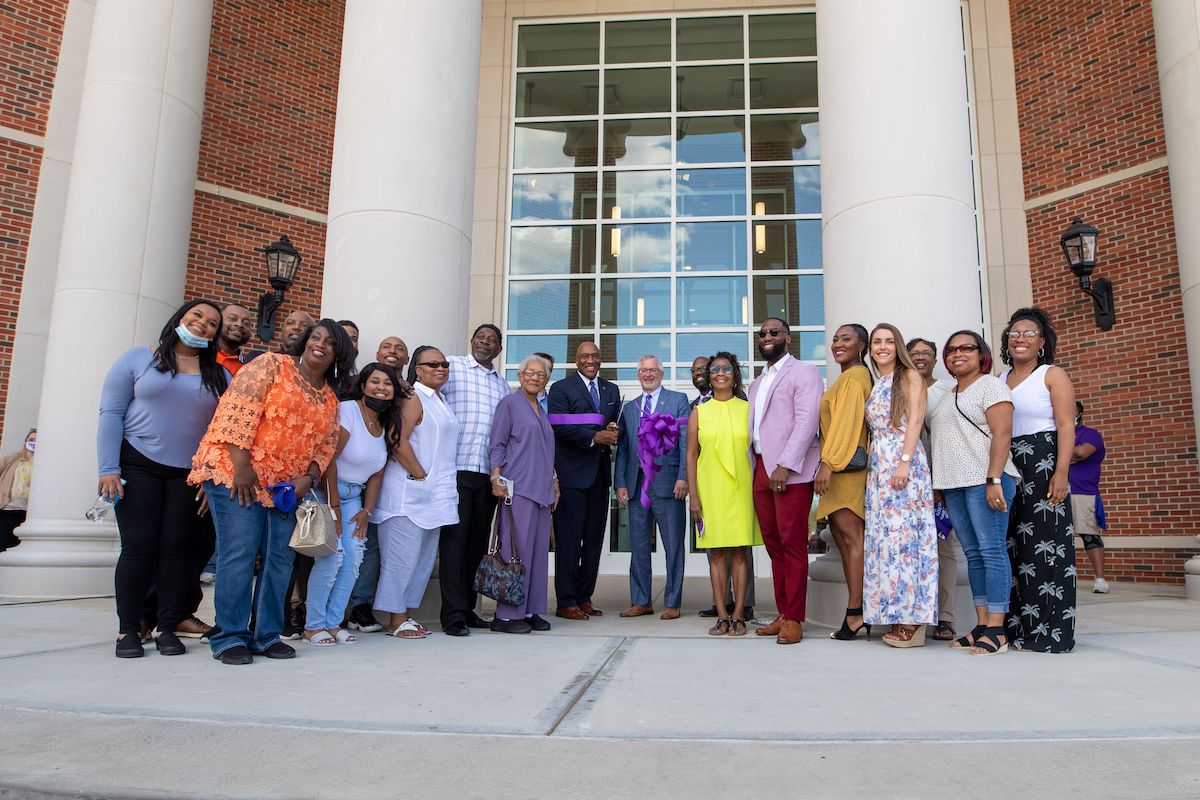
[189,354,339,508]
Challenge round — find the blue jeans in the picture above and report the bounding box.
[349,522,379,608]
[205,481,297,656]
[943,476,1016,614]
[306,481,367,630]
[628,489,687,609]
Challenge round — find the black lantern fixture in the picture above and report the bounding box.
[1060,217,1115,331]
[256,234,302,342]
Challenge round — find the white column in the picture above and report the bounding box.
[1,0,96,456]
[322,0,483,359]
[1151,0,1200,453]
[818,0,982,362]
[0,0,214,598]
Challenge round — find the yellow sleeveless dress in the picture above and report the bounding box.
[694,397,763,549]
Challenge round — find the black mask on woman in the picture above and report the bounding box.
[363,396,393,414]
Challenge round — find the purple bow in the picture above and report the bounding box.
[636,411,688,508]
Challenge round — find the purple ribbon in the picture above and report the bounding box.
[636,411,689,508]
[547,413,606,426]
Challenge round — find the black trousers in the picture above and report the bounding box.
[438,472,497,628]
[142,513,215,626]
[552,474,609,609]
[0,508,25,549]
[113,441,203,635]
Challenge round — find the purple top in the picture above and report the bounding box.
[489,391,556,508]
[1069,425,1105,495]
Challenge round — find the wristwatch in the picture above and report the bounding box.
[900,453,911,463]
[986,477,1003,486]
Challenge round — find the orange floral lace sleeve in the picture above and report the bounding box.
[189,354,340,507]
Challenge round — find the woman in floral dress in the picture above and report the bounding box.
[863,323,938,648]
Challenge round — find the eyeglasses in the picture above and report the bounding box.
[519,370,547,379]
[756,328,784,339]
[418,360,450,369]
[944,344,981,355]
[690,367,707,374]
[637,368,662,375]
[1007,330,1039,341]
[909,350,936,359]
[709,364,734,374]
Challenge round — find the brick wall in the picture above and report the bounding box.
[1013,0,1199,583]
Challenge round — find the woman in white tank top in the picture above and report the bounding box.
[999,308,1077,653]
[372,347,460,639]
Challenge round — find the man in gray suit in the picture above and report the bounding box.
[615,355,690,620]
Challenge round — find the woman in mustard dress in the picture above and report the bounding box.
[686,352,762,637]
[813,324,874,641]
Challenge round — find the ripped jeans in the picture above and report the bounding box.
[305,480,368,631]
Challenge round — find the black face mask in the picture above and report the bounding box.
[363,395,393,414]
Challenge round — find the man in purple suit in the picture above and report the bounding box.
[747,318,822,645]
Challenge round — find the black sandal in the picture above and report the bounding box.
[830,606,871,641]
[950,623,987,650]
[708,619,730,636]
[931,621,956,640]
[728,618,747,636]
[970,626,1008,656]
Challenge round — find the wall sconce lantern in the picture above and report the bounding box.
[256,234,302,342]
[1059,217,1114,331]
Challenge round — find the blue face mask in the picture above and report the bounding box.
[175,323,211,350]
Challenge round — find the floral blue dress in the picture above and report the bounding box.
[863,372,938,625]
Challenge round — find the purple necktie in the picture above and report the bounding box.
[643,394,652,415]
[589,380,600,411]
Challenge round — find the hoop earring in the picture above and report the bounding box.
[1038,348,1044,359]
[334,364,339,377]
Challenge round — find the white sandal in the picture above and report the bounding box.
[333,629,357,645]
[303,630,336,647]
[387,619,426,639]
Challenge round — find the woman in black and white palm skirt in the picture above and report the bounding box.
[1000,307,1077,653]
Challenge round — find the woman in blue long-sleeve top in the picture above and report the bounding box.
[98,299,230,659]
[487,355,559,634]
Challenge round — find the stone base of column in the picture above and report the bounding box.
[0,519,118,598]
[1186,536,1200,603]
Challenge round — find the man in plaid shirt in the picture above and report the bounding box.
[438,324,511,636]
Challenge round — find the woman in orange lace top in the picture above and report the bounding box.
[188,319,354,665]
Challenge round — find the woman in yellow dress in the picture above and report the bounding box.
[686,352,762,636]
[813,324,874,641]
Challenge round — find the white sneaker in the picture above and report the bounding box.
[1093,578,1110,594]
[199,572,215,585]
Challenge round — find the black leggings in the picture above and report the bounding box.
[113,441,203,634]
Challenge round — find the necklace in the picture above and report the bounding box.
[177,354,199,360]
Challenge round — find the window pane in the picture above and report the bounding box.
[790,331,826,362]
[677,277,748,326]
[508,280,595,330]
[518,23,600,67]
[516,71,600,117]
[599,333,671,362]
[750,113,819,162]
[677,16,743,61]
[604,119,671,166]
[606,19,671,63]
[604,68,671,114]
[676,116,745,164]
[750,166,821,215]
[601,223,670,273]
[512,173,598,220]
[600,278,671,328]
[677,332,748,364]
[602,170,671,219]
[510,226,596,275]
[752,274,824,327]
[750,62,818,109]
[677,64,745,112]
[751,219,822,271]
[506,334,593,371]
[677,168,746,217]
[677,221,746,272]
[748,14,816,58]
[514,122,598,169]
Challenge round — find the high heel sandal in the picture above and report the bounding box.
[830,606,871,641]
[882,624,926,648]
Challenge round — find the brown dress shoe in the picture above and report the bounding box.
[776,619,803,645]
[556,606,589,621]
[756,615,783,636]
[660,608,680,620]
[580,602,603,617]
[619,605,654,617]
[174,615,213,639]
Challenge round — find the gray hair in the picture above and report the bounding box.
[517,354,551,375]
[638,354,663,371]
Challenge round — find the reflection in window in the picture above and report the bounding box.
[514,122,599,169]
[751,219,822,271]
[677,168,746,216]
[604,119,671,166]
[506,334,595,367]
[600,333,671,362]
[750,167,821,215]
[677,17,743,60]
[601,223,670,273]
[749,62,818,110]
[517,71,600,117]
[512,173,597,221]
[606,19,670,64]
[750,114,819,162]
[602,171,671,219]
[510,226,596,275]
[509,280,595,330]
[677,277,748,326]
[748,14,816,58]
[790,331,827,362]
[677,221,746,272]
[600,278,671,327]
[676,116,745,164]
[603,68,671,114]
[517,22,599,67]
[677,332,749,364]
[752,274,824,327]
[676,65,745,112]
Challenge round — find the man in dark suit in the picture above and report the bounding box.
[548,341,620,620]
[615,355,690,620]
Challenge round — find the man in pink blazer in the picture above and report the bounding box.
[747,318,822,644]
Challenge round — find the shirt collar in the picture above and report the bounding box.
[642,385,663,405]
[464,354,498,374]
[577,371,597,386]
[765,352,793,376]
[414,381,437,398]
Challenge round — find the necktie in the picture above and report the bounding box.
[589,380,600,411]
[643,394,652,415]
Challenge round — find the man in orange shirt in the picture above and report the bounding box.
[215,304,251,376]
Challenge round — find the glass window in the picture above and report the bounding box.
[748,14,816,58]
[677,221,746,272]
[676,116,745,164]
[751,219,822,271]
[677,277,748,327]
[606,19,670,64]
[676,64,745,112]
[752,274,824,326]
[602,171,672,219]
[506,334,593,369]
[751,166,821,215]
[600,278,671,328]
[600,333,671,362]
[517,22,600,67]
[677,168,746,217]
[516,71,600,117]
[749,62,818,109]
[790,331,826,361]
[508,280,595,330]
[510,226,596,275]
[514,122,598,169]
[601,223,671,273]
[677,332,749,364]
[512,173,597,221]
[603,68,671,114]
[604,119,672,166]
[750,114,819,162]
[677,17,743,61]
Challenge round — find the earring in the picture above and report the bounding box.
[1038,348,1044,359]
[334,364,339,377]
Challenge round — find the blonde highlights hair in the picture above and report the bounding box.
[869,323,922,428]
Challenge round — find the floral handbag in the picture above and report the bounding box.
[473,500,526,606]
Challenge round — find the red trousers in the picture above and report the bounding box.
[753,458,814,622]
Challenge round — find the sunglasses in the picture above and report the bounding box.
[944,344,981,355]
[709,364,734,374]
[418,360,450,369]
[756,328,784,339]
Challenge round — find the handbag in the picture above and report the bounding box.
[473,500,526,606]
[289,488,339,558]
[839,446,868,473]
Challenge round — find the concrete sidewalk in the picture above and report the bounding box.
[0,578,1197,799]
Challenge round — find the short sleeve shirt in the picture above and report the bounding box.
[1069,425,1105,495]
[927,375,1020,490]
